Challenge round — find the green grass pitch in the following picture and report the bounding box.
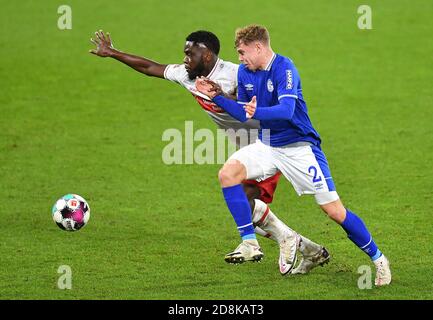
[1,0,432,299]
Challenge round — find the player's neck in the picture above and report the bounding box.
[258,49,275,70]
[202,56,219,77]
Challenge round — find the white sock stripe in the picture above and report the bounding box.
[237,222,253,229]
[360,236,372,249]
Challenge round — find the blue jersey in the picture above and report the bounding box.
[237,54,321,147]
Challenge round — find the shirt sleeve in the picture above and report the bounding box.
[212,95,248,122]
[252,60,299,121]
[236,68,250,105]
[163,64,186,84]
[275,60,299,102]
[253,97,296,120]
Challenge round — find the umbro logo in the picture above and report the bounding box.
[245,83,254,91]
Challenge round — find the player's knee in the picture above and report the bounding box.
[218,167,239,187]
[218,162,245,187]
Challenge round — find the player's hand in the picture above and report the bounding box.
[195,76,221,99]
[244,96,257,118]
[89,30,114,57]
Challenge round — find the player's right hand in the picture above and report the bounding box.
[195,76,221,99]
[89,30,114,57]
[244,96,257,118]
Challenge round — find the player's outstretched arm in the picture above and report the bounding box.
[89,30,167,78]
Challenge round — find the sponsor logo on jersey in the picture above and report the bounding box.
[245,83,254,91]
[286,70,293,89]
[267,79,274,92]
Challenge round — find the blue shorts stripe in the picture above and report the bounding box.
[310,146,336,192]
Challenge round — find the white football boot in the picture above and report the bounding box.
[374,255,392,286]
[292,244,331,275]
[278,231,300,275]
[224,240,264,264]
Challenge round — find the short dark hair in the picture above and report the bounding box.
[186,30,220,55]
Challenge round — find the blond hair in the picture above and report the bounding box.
[235,24,270,47]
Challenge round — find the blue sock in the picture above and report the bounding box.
[341,209,382,261]
[222,184,256,241]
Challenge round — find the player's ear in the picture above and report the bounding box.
[204,49,213,62]
[254,41,261,53]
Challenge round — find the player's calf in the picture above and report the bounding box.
[251,199,298,274]
[319,199,346,223]
[320,200,391,285]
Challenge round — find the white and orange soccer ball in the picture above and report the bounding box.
[52,194,90,231]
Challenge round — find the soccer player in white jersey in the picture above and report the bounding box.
[90,30,330,275]
[196,25,391,285]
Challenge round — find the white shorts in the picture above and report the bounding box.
[228,140,339,205]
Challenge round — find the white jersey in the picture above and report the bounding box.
[163,59,259,146]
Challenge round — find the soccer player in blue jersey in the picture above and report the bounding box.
[196,24,391,285]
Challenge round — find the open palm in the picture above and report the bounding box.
[89,30,114,57]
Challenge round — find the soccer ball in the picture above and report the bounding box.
[52,194,90,231]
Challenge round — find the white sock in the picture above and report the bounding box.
[252,199,293,243]
[252,199,322,255]
[254,226,276,241]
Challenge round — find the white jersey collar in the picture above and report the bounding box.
[264,53,276,71]
[206,58,221,79]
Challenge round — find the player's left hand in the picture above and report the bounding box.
[244,96,257,118]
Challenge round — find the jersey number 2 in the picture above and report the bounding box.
[308,166,322,183]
